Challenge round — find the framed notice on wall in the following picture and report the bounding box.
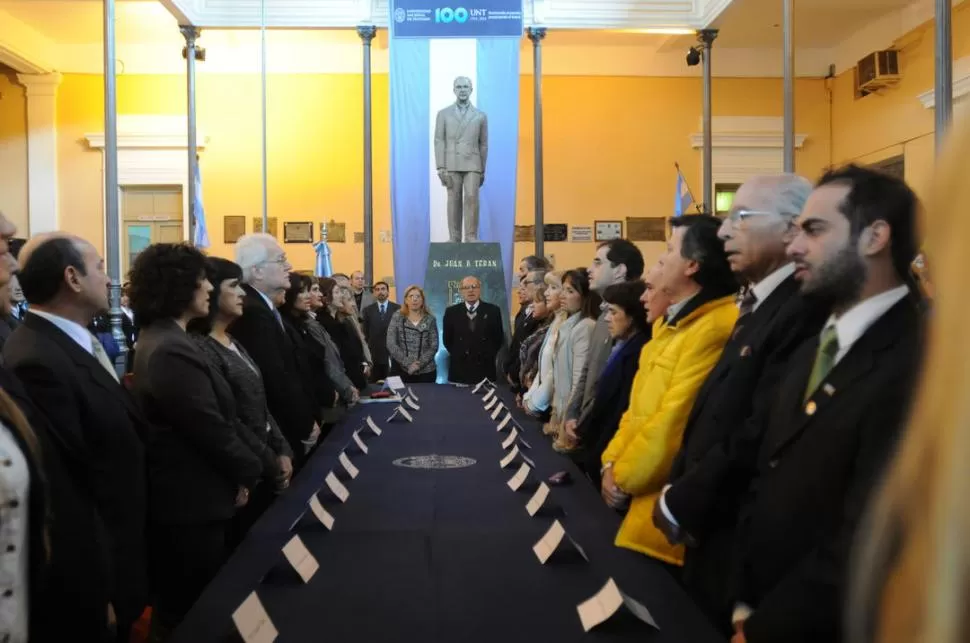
[224,216,246,244]
[252,217,279,238]
[594,221,622,242]
[626,217,667,242]
[283,222,313,244]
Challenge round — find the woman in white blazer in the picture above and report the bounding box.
[550,268,600,453]
[523,271,565,425]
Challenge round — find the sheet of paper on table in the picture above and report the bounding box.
[325,471,350,503]
[308,494,335,530]
[404,396,421,411]
[496,413,511,432]
[384,376,405,392]
[365,416,382,436]
[352,430,369,454]
[507,462,531,491]
[282,534,319,583]
[525,482,550,517]
[501,427,519,450]
[532,520,566,564]
[576,578,659,632]
[338,452,359,479]
[232,592,278,643]
[500,444,519,469]
[490,404,504,420]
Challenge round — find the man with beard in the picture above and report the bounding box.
[728,165,923,643]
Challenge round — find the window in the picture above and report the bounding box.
[714,183,740,216]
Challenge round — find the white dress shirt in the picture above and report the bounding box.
[823,284,910,365]
[27,310,94,356]
[0,421,29,643]
[748,263,796,313]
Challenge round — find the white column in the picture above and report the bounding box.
[16,72,62,234]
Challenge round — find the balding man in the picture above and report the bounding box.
[651,175,830,632]
[443,276,503,384]
[350,270,375,322]
[4,233,148,641]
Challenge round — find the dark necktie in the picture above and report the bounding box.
[380,303,386,316]
[738,289,758,318]
[467,305,478,331]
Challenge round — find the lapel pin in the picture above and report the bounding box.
[822,383,836,396]
[805,401,817,416]
[739,346,752,357]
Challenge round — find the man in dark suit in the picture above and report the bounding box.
[503,270,545,388]
[726,166,923,643]
[350,270,376,324]
[443,276,504,385]
[4,233,148,643]
[651,174,827,632]
[361,281,399,382]
[230,233,320,463]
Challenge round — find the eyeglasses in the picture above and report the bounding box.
[260,254,289,266]
[462,285,481,291]
[726,208,779,223]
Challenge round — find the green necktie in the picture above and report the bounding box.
[804,326,839,402]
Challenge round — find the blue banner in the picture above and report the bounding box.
[391,0,523,39]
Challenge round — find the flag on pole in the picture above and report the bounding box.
[192,164,210,248]
[674,167,694,217]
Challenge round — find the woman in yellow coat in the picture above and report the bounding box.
[602,215,739,567]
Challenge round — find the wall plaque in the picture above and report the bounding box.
[571,226,593,242]
[543,224,568,242]
[626,217,667,242]
[327,220,347,243]
[514,225,535,242]
[283,221,313,243]
[594,221,623,242]
[224,216,246,244]
[252,217,278,238]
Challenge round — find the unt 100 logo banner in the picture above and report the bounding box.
[390,0,523,38]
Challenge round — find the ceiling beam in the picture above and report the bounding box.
[0,8,55,73]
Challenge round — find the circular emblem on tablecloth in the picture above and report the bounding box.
[394,7,406,23]
[393,455,477,469]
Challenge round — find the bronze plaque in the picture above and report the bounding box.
[252,217,278,238]
[353,232,365,244]
[284,221,313,244]
[327,220,347,243]
[626,217,667,242]
[224,215,246,244]
[514,225,535,242]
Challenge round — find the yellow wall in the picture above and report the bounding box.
[0,66,28,235]
[831,2,970,200]
[54,72,830,292]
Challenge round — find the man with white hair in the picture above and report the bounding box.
[652,174,831,632]
[229,233,320,464]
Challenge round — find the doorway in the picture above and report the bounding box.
[121,185,184,276]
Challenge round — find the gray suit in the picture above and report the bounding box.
[565,312,612,426]
[434,102,488,242]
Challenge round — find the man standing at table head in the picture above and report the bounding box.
[727,166,923,643]
[651,174,830,632]
[4,232,148,642]
[231,233,320,462]
[564,239,644,444]
[444,275,504,385]
[361,281,400,382]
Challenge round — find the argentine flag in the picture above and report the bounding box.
[674,170,694,217]
[193,165,210,248]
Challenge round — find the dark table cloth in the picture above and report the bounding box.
[171,384,724,643]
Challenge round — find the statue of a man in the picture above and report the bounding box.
[434,76,488,243]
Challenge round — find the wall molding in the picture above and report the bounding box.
[689,116,807,149]
[917,55,970,108]
[85,115,209,150]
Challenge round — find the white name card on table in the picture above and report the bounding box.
[282,534,319,584]
[232,592,278,643]
[484,396,497,410]
[352,430,369,455]
[500,445,520,469]
[496,413,511,432]
[404,396,421,411]
[472,379,488,394]
[490,404,504,421]
[338,452,359,479]
[576,578,659,633]
[408,386,419,401]
[507,462,531,491]
[501,428,519,450]
[325,472,350,503]
[366,416,382,436]
[308,494,335,531]
[483,387,496,402]
[388,406,414,423]
[385,376,405,391]
[532,520,589,564]
[526,482,551,517]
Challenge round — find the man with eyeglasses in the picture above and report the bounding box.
[651,175,830,634]
[503,270,546,389]
[231,233,321,466]
[443,276,504,385]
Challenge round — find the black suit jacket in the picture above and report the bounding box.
[443,301,504,384]
[504,306,540,385]
[733,297,922,643]
[0,368,114,642]
[4,312,148,626]
[133,320,263,525]
[362,301,400,369]
[229,285,317,454]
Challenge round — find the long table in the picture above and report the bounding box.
[171,384,724,643]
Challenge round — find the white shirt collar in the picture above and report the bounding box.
[749,263,796,312]
[665,290,699,322]
[824,284,910,364]
[467,302,478,311]
[28,310,95,356]
[253,288,277,313]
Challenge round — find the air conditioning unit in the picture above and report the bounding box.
[857,50,901,91]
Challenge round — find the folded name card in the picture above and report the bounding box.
[352,430,369,455]
[576,578,659,633]
[484,396,497,410]
[404,396,421,411]
[232,592,278,643]
[338,452,359,479]
[408,386,420,401]
[526,482,551,517]
[282,534,319,584]
[533,520,589,564]
[388,406,414,423]
[496,414,511,432]
[325,471,350,503]
[507,462,531,491]
[308,494,335,531]
[500,444,520,469]
[366,416,382,436]
[501,428,519,450]
[473,379,488,394]
[490,404,504,421]
[483,387,495,402]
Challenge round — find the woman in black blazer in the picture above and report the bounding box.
[128,243,263,639]
[316,279,370,390]
[573,281,652,487]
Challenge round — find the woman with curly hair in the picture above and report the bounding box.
[517,284,552,402]
[128,243,263,638]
